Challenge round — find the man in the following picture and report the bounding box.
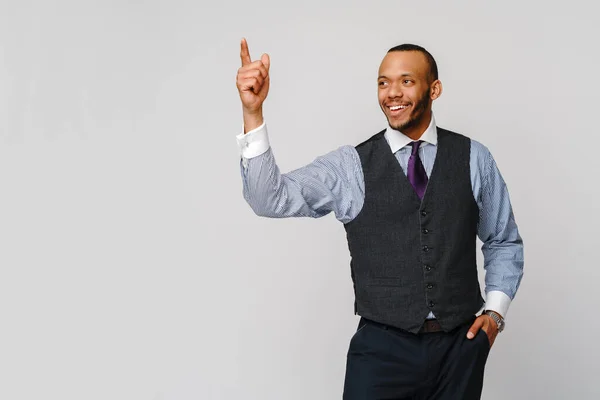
[235,38,524,399]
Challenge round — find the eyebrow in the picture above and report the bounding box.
[378,73,414,80]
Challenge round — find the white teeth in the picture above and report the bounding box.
[389,105,407,111]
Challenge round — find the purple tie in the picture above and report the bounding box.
[407,141,428,199]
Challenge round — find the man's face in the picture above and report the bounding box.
[378,51,437,136]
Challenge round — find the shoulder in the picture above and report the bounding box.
[469,138,492,159]
[305,129,386,171]
[466,138,495,180]
[320,144,359,160]
[438,127,492,158]
[355,129,387,149]
[436,126,472,142]
[350,129,387,166]
[309,145,360,172]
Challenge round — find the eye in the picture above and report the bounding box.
[378,81,388,87]
[403,79,413,85]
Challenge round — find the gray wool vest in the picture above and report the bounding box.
[343,127,483,333]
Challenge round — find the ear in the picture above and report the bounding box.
[430,80,443,100]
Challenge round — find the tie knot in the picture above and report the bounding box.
[410,141,422,155]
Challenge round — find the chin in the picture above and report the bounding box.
[388,118,411,131]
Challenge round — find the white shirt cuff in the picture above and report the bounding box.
[236,122,270,159]
[484,290,512,318]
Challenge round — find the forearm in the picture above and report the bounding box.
[483,232,524,315]
[240,149,325,218]
[237,124,310,218]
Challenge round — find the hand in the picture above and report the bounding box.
[236,38,270,132]
[466,314,499,348]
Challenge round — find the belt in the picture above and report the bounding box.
[419,319,443,333]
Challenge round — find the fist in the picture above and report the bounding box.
[236,38,270,115]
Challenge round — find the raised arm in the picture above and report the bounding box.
[234,39,364,223]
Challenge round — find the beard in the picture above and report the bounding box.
[388,87,431,132]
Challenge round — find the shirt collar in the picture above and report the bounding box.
[384,114,437,153]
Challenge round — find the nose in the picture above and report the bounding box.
[387,82,404,99]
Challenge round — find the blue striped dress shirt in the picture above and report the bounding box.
[236,115,524,319]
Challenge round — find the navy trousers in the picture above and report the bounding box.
[343,318,490,400]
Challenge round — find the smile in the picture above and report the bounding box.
[387,104,410,115]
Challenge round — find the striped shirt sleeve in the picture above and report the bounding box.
[472,140,524,317]
[237,123,364,224]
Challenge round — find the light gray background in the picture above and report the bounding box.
[0,1,598,399]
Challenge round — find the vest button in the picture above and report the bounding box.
[424,265,432,271]
[422,245,430,252]
[421,211,427,217]
[427,284,434,290]
[429,301,435,308]
[422,228,430,234]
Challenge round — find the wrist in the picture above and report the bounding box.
[484,310,505,332]
[243,108,264,133]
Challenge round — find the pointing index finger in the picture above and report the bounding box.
[240,38,251,66]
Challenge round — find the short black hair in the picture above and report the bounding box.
[387,44,438,82]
